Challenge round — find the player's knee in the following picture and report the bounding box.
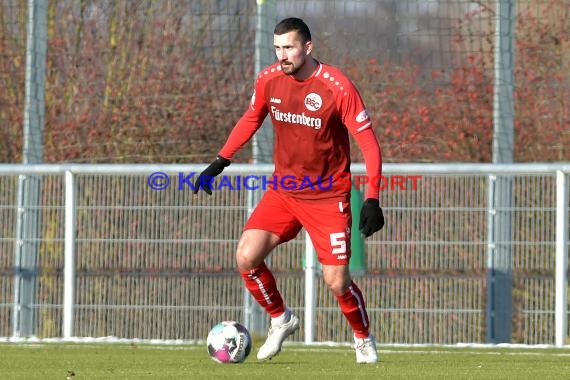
[236,250,253,271]
[235,230,279,271]
[322,265,352,295]
[324,277,351,296]
[235,243,264,271]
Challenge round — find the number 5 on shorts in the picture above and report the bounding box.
[330,232,347,254]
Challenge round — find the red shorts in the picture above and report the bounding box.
[244,189,352,265]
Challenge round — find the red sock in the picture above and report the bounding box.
[336,281,370,338]
[239,262,285,318]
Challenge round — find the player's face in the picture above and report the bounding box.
[274,31,312,76]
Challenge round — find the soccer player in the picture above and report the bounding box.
[194,17,384,364]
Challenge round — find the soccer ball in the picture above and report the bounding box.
[206,321,252,364]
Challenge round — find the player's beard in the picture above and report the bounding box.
[281,57,305,76]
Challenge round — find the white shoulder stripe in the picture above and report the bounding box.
[315,63,323,77]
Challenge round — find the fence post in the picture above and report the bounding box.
[304,232,317,344]
[486,175,513,343]
[252,0,276,164]
[555,170,568,347]
[12,0,48,338]
[243,0,278,338]
[487,0,516,344]
[62,170,77,339]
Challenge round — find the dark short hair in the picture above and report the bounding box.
[274,17,312,44]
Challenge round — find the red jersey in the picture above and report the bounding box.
[219,61,381,201]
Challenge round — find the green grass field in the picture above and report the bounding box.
[1,342,569,380]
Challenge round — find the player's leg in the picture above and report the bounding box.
[295,198,378,363]
[237,190,301,361]
[321,264,377,363]
[236,228,284,316]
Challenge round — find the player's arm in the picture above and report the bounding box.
[338,78,385,237]
[351,126,385,238]
[217,102,268,161]
[352,128,382,200]
[194,80,269,195]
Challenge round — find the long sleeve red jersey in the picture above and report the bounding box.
[219,61,382,201]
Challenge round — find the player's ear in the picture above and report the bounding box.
[304,40,313,56]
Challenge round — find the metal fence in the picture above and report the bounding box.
[0,163,568,346]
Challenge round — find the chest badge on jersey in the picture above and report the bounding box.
[304,93,322,112]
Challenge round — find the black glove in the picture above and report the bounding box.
[359,198,385,237]
[193,156,231,195]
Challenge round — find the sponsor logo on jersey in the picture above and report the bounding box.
[304,93,322,111]
[356,109,369,123]
[270,97,282,104]
[270,106,322,130]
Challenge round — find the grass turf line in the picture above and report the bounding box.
[0,343,569,380]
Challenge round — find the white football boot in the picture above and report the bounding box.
[354,334,378,364]
[257,309,300,361]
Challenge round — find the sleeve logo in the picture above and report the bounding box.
[356,109,369,123]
